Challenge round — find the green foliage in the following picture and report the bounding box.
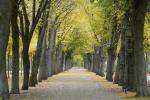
[144,13,150,53]
[6,0,150,58]
[73,55,84,67]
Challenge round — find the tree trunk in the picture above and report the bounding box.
[87,54,92,71]
[114,53,120,84]
[54,48,59,74]
[21,0,49,90]
[29,27,44,86]
[37,8,49,81]
[84,53,91,70]
[0,0,12,99]
[11,0,20,94]
[133,0,150,96]
[65,52,72,70]
[47,17,57,76]
[21,6,31,90]
[38,33,48,82]
[119,14,126,87]
[91,54,94,72]
[99,47,105,77]
[57,44,64,73]
[22,41,30,90]
[124,11,135,91]
[106,16,120,81]
[93,50,98,74]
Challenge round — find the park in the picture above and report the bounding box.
[0,0,150,100]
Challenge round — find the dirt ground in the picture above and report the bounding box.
[10,67,122,100]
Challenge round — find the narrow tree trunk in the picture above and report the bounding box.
[93,51,97,74]
[21,7,31,90]
[29,26,45,86]
[22,41,30,90]
[91,54,94,72]
[86,53,92,71]
[99,47,105,77]
[11,0,20,94]
[57,44,64,73]
[0,0,12,99]
[84,54,91,69]
[53,48,58,74]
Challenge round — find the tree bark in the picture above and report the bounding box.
[21,2,31,89]
[29,26,43,86]
[57,44,64,73]
[29,4,49,85]
[84,53,92,70]
[133,0,150,96]
[106,16,120,81]
[114,53,120,84]
[124,11,135,91]
[11,0,20,94]
[38,33,48,82]
[99,47,105,77]
[22,41,30,90]
[47,17,57,76]
[0,0,12,99]
[20,0,49,90]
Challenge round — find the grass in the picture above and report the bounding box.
[120,92,150,100]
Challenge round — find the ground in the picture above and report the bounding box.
[10,67,122,100]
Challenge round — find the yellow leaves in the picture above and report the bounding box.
[144,21,150,53]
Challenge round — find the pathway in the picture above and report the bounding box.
[11,67,121,100]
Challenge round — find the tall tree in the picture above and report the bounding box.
[11,0,20,94]
[0,0,12,99]
[20,0,49,90]
[132,0,150,96]
[106,16,120,81]
[29,0,51,86]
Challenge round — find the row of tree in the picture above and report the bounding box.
[0,0,150,99]
[84,0,150,97]
[0,0,75,99]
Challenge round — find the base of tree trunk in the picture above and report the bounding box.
[29,76,37,87]
[136,88,150,97]
[22,85,29,90]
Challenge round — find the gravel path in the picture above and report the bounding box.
[11,67,121,100]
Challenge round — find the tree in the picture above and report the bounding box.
[0,0,12,99]
[132,0,150,96]
[20,0,49,90]
[29,0,50,86]
[11,0,20,94]
[106,16,120,81]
